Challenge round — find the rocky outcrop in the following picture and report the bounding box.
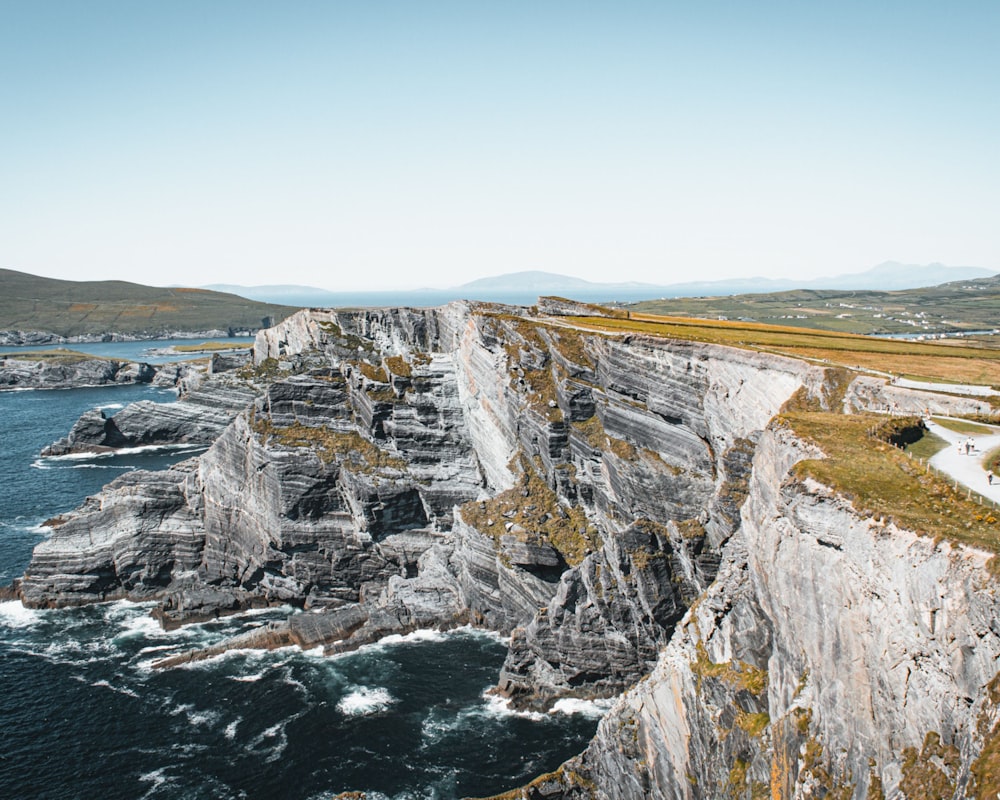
[41,370,258,455]
[846,373,996,418]
[19,303,1000,800]
[541,424,1000,800]
[0,354,157,391]
[0,330,65,346]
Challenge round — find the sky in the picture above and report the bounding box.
[1,1,998,290]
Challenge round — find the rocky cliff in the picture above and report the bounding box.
[546,423,1000,800]
[15,303,1000,799]
[0,353,157,390]
[41,361,258,456]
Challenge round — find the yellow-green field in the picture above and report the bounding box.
[562,313,1000,387]
[171,342,254,353]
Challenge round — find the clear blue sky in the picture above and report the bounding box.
[2,1,997,289]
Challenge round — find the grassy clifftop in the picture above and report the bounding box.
[0,268,299,338]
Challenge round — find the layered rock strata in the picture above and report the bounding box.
[17,302,1000,798]
[0,355,156,391]
[540,423,1000,800]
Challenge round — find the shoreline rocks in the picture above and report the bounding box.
[0,354,157,391]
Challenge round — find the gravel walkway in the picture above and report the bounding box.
[926,418,1000,499]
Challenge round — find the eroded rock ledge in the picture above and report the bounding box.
[15,302,1000,799]
[0,353,158,391]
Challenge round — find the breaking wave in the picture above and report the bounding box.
[337,686,396,716]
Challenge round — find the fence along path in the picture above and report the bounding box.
[920,418,1000,511]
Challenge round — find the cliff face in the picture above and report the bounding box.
[561,425,1000,800]
[17,304,1000,798]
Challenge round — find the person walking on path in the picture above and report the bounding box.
[926,418,1000,497]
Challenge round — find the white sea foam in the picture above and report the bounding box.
[136,644,176,656]
[481,691,546,721]
[230,671,266,683]
[97,402,125,410]
[549,697,613,718]
[248,720,290,762]
[391,628,449,644]
[176,647,272,670]
[35,443,205,464]
[91,679,140,699]
[25,522,52,534]
[345,627,450,659]
[168,702,195,718]
[30,457,132,472]
[0,600,43,628]
[138,767,172,796]
[464,625,511,646]
[337,686,396,716]
[224,719,241,740]
[186,708,223,728]
[115,612,164,639]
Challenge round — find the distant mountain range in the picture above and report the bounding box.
[204,262,995,307]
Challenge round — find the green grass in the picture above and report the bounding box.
[783,412,999,551]
[691,641,768,695]
[171,341,254,353]
[0,348,98,363]
[253,419,405,472]
[931,417,998,435]
[905,431,950,461]
[555,311,1000,387]
[983,446,1000,476]
[0,268,297,338]
[459,459,599,566]
[357,362,388,382]
[384,355,412,377]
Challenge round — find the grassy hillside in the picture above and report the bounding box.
[628,275,1000,337]
[0,269,299,338]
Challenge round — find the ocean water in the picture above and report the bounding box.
[0,366,601,799]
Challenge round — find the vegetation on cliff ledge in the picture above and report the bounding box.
[460,459,599,566]
[782,411,999,552]
[252,418,405,472]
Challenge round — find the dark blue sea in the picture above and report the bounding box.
[0,343,601,800]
